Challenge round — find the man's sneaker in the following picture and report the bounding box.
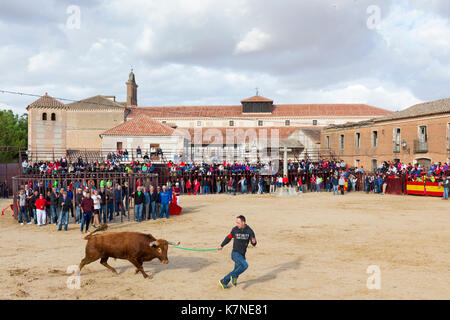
[218,279,228,290]
[230,276,237,287]
[20,223,24,226]
[27,222,32,225]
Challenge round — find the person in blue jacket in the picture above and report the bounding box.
[159,185,172,219]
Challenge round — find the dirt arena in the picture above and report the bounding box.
[0,192,449,300]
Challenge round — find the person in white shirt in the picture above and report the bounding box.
[91,190,101,228]
[316,176,322,192]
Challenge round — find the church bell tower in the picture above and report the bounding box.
[126,70,138,107]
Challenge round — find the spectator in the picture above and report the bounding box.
[35,193,50,226]
[17,189,31,225]
[58,191,72,231]
[133,186,145,222]
[80,192,94,233]
[92,189,101,228]
[159,185,171,219]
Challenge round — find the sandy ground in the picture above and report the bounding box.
[0,192,449,300]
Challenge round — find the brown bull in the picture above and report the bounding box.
[79,224,178,278]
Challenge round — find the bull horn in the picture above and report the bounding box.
[167,241,180,246]
[149,241,159,247]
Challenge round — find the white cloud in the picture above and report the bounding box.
[298,84,423,111]
[27,51,64,72]
[0,0,449,114]
[234,28,271,54]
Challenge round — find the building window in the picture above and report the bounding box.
[340,134,344,150]
[355,132,361,150]
[371,159,378,171]
[447,123,450,150]
[229,120,234,126]
[313,120,318,126]
[285,120,290,126]
[372,131,378,148]
[51,113,56,121]
[258,120,263,126]
[196,121,202,127]
[418,125,427,142]
[42,113,47,121]
[326,136,330,149]
[161,120,167,124]
[394,128,401,153]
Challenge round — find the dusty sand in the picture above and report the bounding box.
[0,192,449,300]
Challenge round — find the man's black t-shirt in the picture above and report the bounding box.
[220,225,257,257]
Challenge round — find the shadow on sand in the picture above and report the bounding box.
[238,257,302,290]
[115,255,215,275]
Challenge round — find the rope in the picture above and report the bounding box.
[172,245,218,252]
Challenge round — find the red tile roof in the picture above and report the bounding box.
[129,103,391,119]
[101,115,176,136]
[241,95,273,103]
[27,93,65,109]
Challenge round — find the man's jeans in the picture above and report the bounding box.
[100,204,107,223]
[149,201,157,220]
[333,185,339,195]
[115,200,125,216]
[222,251,248,286]
[32,208,37,224]
[18,206,30,223]
[107,203,114,221]
[160,203,169,218]
[50,205,58,224]
[80,211,92,232]
[76,206,81,223]
[135,203,143,222]
[444,187,449,199]
[58,210,69,231]
[216,183,221,194]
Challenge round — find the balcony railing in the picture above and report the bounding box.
[414,140,428,153]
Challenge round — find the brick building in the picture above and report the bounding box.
[321,98,450,170]
[26,71,392,162]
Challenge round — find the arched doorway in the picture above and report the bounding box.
[414,157,432,169]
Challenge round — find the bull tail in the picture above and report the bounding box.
[84,223,108,240]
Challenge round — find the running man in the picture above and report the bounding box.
[218,215,257,289]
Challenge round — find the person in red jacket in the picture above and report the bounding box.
[35,193,50,226]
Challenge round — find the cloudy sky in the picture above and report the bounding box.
[0,0,449,114]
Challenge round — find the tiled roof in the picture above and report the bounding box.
[324,98,450,130]
[66,95,128,109]
[129,103,391,119]
[299,128,322,144]
[101,115,175,136]
[241,95,273,103]
[374,98,450,122]
[27,93,65,109]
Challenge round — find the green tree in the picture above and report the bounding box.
[0,110,28,163]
